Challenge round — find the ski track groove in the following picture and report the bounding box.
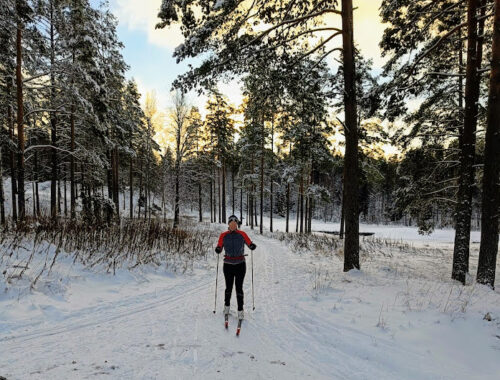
[248,234,334,379]
[1,277,211,346]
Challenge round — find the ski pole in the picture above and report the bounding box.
[251,249,255,311]
[213,252,220,314]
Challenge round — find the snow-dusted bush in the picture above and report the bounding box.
[0,219,219,292]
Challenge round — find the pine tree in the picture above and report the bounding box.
[205,90,235,224]
[477,0,500,288]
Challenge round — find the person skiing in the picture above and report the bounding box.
[215,215,256,330]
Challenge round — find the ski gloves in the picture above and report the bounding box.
[215,243,256,253]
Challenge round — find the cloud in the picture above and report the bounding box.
[114,0,184,49]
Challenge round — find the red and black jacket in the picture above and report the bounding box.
[216,229,253,264]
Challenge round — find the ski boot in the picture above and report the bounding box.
[236,309,244,336]
[224,305,230,329]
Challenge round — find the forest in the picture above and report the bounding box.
[2,1,500,379]
[1,0,498,286]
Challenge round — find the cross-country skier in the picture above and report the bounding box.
[215,215,256,330]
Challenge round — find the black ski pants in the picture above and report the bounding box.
[223,262,246,311]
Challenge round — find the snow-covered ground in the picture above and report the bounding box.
[249,215,482,245]
[1,220,499,380]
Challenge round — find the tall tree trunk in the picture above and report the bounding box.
[107,150,113,200]
[299,176,304,234]
[16,19,25,221]
[246,191,249,226]
[50,3,58,220]
[270,120,274,232]
[213,168,217,222]
[218,167,221,223]
[260,124,264,234]
[285,182,290,233]
[295,191,300,233]
[138,159,143,218]
[34,150,40,217]
[80,162,85,197]
[57,176,61,214]
[231,169,235,215]
[70,103,76,219]
[340,165,346,239]
[210,179,213,222]
[308,198,314,233]
[198,182,203,222]
[254,190,258,227]
[453,0,485,284]
[32,181,36,216]
[0,146,5,224]
[63,165,67,217]
[304,196,309,233]
[129,156,133,219]
[240,184,243,222]
[222,159,226,223]
[112,147,120,217]
[308,166,314,233]
[174,162,180,228]
[250,155,254,229]
[477,0,500,288]
[342,0,360,271]
[7,80,17,221]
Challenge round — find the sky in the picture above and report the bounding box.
[109,0,387,114]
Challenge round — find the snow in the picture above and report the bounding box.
[1,220,500,379]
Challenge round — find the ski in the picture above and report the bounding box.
[224,314,229,329]
[236,319,242,336]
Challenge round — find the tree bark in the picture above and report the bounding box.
[286,182,290,233]
[231,169,235,215]
[210,178,213,222]
[107,150,113,200]
[240,183,243,222]
[452,0,485,284]
[50,2,58,220]
[7,79,17,221]
[304,196,309,234]
[299,175,304,234]
[174,160,180,227]
[340,166,346,239]
[63,165,67,217]
[112,147,120,217]
[295,191,300,233]
[250,154,254,229]
[222,159,226,223]
[70,103,76,219]
[246,191,249,226]
[0,146,5,224]
[138,159,143,218]
[477,0,500,288]
[16,19,25,221]
[270,120,274,232]
[260,122,264,234]
[198,182,203,222]
[34,150,40,217]
[342,0,360,271]
[218,167,221,223]
[129,156,133,219]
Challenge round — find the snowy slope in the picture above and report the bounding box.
[1,225,500,379]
